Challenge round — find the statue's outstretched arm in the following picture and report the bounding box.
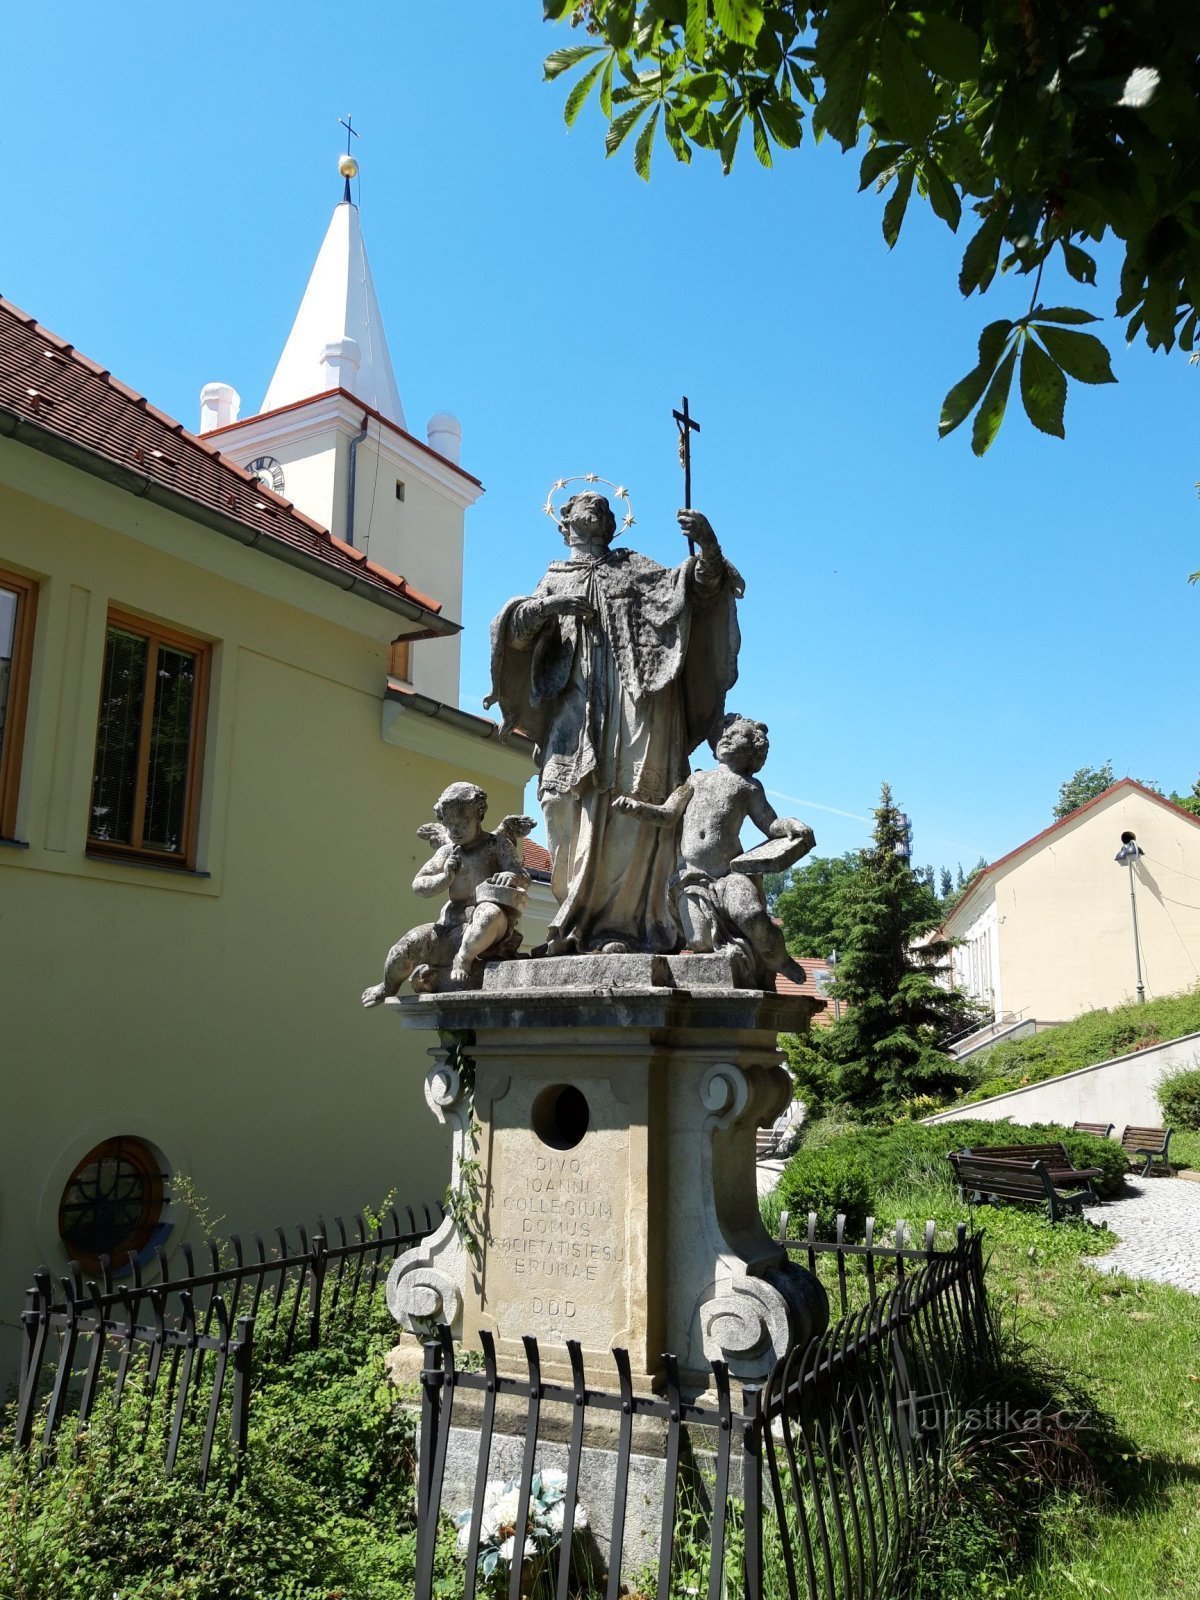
[611,780,693,828]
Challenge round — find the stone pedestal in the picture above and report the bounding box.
[386,953,827,1393]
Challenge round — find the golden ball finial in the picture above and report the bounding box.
[339,153,359,179]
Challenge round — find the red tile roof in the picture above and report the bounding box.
[770,958,834,1025]
[942,778,1200,929]
[0,297,445,619]
[522,839,552,876]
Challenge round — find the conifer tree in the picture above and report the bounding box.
[939,867,953,899]
[819,783,973,1117]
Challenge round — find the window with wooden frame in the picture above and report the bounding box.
[0,566,38,840]
[88,610,210,868]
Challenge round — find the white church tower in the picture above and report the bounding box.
[198,147,481,707]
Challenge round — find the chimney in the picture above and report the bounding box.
[427,412,462,465]
[199,382,241,432]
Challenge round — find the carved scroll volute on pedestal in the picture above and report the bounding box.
[385,1046,475,1339]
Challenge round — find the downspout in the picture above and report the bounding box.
[346,412,369,548]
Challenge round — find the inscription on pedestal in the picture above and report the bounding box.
[482,1094,631,1349]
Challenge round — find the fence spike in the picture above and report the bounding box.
[778,1207,790,1244]
[656,1353,684,1600]
[508,1338,544,1600]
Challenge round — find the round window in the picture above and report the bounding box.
[58,1136,167,1271]
[531,1084,590,1151]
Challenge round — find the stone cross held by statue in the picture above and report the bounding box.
[673,394,701,553]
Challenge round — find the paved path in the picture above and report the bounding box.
[1082,1176,1200,1295]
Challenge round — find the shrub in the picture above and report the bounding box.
[1157,1064,1200,1130]
[773,1116,1126,1237]
[775,1143,874,1236]
[0,1288,434,1600]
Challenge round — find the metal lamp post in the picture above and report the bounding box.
[1114,831,1146,1004]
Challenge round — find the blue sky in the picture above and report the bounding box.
[4,3,1196,874]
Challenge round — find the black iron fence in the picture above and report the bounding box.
[14,1201,441,1486]
[414,1221,995,1600]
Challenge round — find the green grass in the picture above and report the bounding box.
[951,987,1200,1107]
[769,1117,1200,1599]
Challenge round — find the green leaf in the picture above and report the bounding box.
[663,106,693,162]
[971,344,1018,455]
[879,24,938,145]
[923,158,961,231]
[713,0,764,46]
[1031,307,1101,325]
[1061,242,1098,286]
[685,0,707,59]
[909,12,981,81]
[634,104,660,181]
[606,101,649,156]
[606,0,637,49]
[859,143,904,191]
[599,54,615,117]
[719,107,745,172]
[752,110,772,167]
[544,44,603,82]
[939,319,1014,438]
[1020,337,1067,438]
[882,165,914,249]
[680,71,725,101]
[813,37,873,149]
[761,97,804,149]
[543,0,572,18]
[564,60,605,126]
[1034,326,1117,384]
[959,210,1005,295]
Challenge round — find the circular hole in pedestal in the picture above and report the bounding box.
[531,1084,590,1151]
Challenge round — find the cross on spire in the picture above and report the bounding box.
[338,115,361,203]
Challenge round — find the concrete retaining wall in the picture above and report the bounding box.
[925,1030,1200,1128]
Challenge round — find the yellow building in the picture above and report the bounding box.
[944,779,1200,1026]
[0,176,537,1371]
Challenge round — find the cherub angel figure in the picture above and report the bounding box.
[361,782,535,1002]
[611,715,813,988]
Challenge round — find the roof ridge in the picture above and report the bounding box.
[0,295,440,615]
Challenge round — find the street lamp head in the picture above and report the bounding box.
[1115,830,1143,866]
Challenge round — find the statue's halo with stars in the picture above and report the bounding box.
[542,474,635,537]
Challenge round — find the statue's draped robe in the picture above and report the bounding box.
[488,547,742,953]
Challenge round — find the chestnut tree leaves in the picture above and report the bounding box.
[543,0,1200,454]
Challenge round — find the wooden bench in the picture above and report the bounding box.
[947,1151,1093,1223]
[964,1141,1105,1199]
[1120,1125,1173,1177]
[1072,1121,1114,1139]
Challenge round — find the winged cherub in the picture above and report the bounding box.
[361,783,535,1002]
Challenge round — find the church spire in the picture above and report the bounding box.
[261,142,406,429]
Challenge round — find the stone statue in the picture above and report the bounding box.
[361,783,534,1001]
[612,714,814,988]
[485,493,742,955]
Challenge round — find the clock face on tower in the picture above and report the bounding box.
[247,455,285,493]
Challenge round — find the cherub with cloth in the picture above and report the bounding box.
[611,715,813,988]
